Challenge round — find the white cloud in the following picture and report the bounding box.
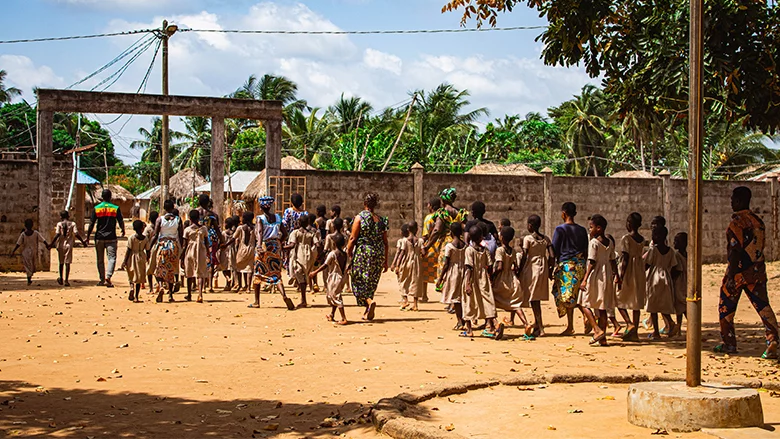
[363,49,402,75]
[53,0,180,9]
[0,55,66,98]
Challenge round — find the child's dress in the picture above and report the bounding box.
[220,228,236,272]
[144,222,158,277]
[463,245,497,321]
[578,237,617,311]
[126,234,149,284]
[399,237,422,299]
[184,225,208,279]
[55,220,76,264]
[644,246,676,315]
[673,250,687,315]
[520,234,551,303]
[289,228,315,285]
[439,242,465,304]
[493,246,523,311]
[235,224,256,274]
[17,230,45,277]
[617,234,646,310]
[325,251,347,308]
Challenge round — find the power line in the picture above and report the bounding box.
[181,26,546,36]
[0,29,157,45]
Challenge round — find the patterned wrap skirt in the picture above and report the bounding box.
[552,254,586,318]
[254,238,282,286]
[155,238,180,284]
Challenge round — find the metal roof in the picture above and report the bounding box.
[76,171,100,185]
[195,171,263,194]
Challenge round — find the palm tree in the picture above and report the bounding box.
[130,117,183,184]
[232,74,308,126]
[283,108,334,164]
[0,70,22,104]
[328,94,373,135]
[174,116,212,178]
[551,85,612,176]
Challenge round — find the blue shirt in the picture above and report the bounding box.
[552,223,589,262]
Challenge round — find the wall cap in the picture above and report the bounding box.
[541,167,554,174]
[411,163,424,171]
[658,170,672,176]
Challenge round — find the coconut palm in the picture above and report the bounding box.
[329,94,373,135]
[0,70,22,104]
[284,108,334,164]
[174,116,212,178]
[232,74,308,126]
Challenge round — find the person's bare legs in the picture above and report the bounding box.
[662,314,675,337]
[531,301,545,336]
[650,313,662,339]
[57,263,64,285]
[64,264,71,286]
[582,307,605,342]
[297,282,308,308]
[252,284,261,307]
[561,307,576,336]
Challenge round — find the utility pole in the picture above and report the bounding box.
[381,94,417,172]
[160,19,178,203]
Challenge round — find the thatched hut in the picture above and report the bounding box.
[242,156,315,204]
[609,170,658,179]
[169,168,207,203]
[465,163,542,176]
[89,184,135,218]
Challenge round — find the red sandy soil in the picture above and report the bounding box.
[0,246,778,438]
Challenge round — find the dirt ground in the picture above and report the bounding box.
[1,246,779,438]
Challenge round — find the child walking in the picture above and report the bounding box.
[182,210,209,303]
[397,222,422,311]
[518,215,554,337]
[672,232,688,336]
[391,224,410,303]
[644,225,677,340]
[219,217,237,291]
[121,220,150,303]
[11,219,49,285]
[437,222,467,330]
[310,234,349,325]
[286,214,318,308]
[462,225,502,339]
[617,212,646,342]
[579,214,620,346]
[145,211,159,294]
[49,210,86,286]
[234,212,256,293]
[492,226,532,335]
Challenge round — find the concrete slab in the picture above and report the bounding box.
[627,382,764,432]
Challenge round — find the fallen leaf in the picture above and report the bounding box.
[547,425,557,430]
[444,424,455,431]
[568,409,583,413]
[263,423,279,431]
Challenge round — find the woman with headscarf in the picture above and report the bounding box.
[250,196,294,310]
[423,188,468,280]
[347,192,389,321]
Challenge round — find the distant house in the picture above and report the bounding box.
[134,168,208,221]
[243,156,315,212]
[195,171,263,199]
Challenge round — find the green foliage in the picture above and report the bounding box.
[230,128,266,171]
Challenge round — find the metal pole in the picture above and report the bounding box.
[160,19,171,204]
[686,0,704,388]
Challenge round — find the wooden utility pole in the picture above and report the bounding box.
[160,19,178,203]
[103,149,108,182]
[686,0,704,388]
[66,114,81,211]
[381,94,417,172]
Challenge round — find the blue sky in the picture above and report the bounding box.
[1,0,595,163]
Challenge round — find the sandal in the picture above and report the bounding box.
[326,314,334,322]
[523,334,536,341]
[482,330,496,338]
[452,323,465,331]
[367,302,376,321]
[247,303,260,308]
[589,332,607,345]
[128,290,135,302]
[761,350,778,360]
[713,343,738,354]
[495,323,505,341]
[459,331,473,338]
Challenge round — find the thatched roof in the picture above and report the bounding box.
[140,168,208,201]
[243,156,316,201]
[91,184,135,202]
[609,170,658,179]
[465,163,541,177]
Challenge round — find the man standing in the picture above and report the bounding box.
[716,186,778,359]
[86,189,125,287]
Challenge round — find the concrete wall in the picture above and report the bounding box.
[0,155,72,272]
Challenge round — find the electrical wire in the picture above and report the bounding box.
[0,29,157,45]
[181,26,546,36]
[67,34,156,90]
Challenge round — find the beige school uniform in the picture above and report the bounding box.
[55,220,77,264]
[399,237,422,299]
[325,251,347,308]
[439,242,465,304]
[520,234,551,302]
[17,230,45,277]
[463,245,497,321]
[493,246,523,311]
[644,246,676,315]
[183,225,208,279]
[126,234,149,284]
[144,223,158,276]
[617,234,646,310]
[235,224,256,274]
[219,229,236,272]
[673,251,687,315]
[578,238,617,311]
[289,228,315,285]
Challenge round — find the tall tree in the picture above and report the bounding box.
[0,70,22,104]
[329,94,373,135]
[232,74,308,126]
[130,117,183,186]
[175,116,212,178]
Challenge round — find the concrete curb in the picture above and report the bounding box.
[371,372,780,439]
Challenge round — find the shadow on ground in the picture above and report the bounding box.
[0,380,392,438]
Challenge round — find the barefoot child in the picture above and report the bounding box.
[285,214,317,308]
[234,212,256,293]
[11,219,49,285]
[49,210,86,286]
[672,232,688,335]
[326,205,341,234]
[121,220,150,303]
[517,215,554,337]
[493,227,532,335]
[390,224,410,305]
[462,225,502,339]
[219,217,237,291]
[144,211,159,294]
[182,210,208,303]
[579,214,620,346]
[437,222,466,330]
[397,221,422,311]
[644,225,677,340]
[617,213,646,341]
[310,234,349,325]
